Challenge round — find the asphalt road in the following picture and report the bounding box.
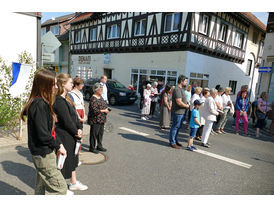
[0,101,274,195]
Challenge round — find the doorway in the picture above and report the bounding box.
[104,68,112,79]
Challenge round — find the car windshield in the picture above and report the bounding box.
[109,81,126,89]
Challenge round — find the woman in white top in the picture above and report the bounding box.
[195,88,210,141]
[150,82,159,118]
[216,87,234,134]
[190,87,202,111]
[141,84,152,120]
[201,88,219,148]
[69,77,86,125]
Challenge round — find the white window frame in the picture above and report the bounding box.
[41,27,46,36]
[75,30,81,43]
[234,31,244,48]
[229,80,237,95]
[134,19,146,36]
[107,24,121,39]
[50,25,60,35]
[218,24,227,42]
[199,15,209,35]
[164,13,181,33]
[90,28,97,41]
[246,59,253,76]
[258,41,264,56]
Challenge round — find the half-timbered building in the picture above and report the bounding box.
[69,12,265,101]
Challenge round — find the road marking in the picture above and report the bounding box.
[194,149,252,169]
[119,127,252,169]
[119,127,149,136]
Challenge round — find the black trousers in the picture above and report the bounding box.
[89,124,104,150]
[140,97,144,109]
[196,125,204,137]
[150,102,157,116]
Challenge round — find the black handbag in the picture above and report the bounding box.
[257,111,266,120]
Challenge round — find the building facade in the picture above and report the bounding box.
[0,12,41,66]
[69,12,265,101]
[41,13,76,73]
[258,12,274,104]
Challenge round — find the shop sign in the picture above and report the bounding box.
[78,56,91,64]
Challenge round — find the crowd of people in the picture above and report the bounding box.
[20,69,273,195]
[138,75,274,150]
[21,70,110,195]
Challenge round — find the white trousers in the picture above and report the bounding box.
[201,120,214,144]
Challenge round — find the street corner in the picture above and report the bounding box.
[79,151,107,165]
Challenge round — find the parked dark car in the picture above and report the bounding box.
[83,78,138,105]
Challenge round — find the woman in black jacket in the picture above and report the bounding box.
[20,69,68,195]
[54,73,88,191]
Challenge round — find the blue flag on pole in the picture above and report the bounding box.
[9,62,32,98]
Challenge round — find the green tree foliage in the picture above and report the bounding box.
[0,51,36,130]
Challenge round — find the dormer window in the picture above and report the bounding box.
[107,24,121,39]
[50,25,60,35]
[199,15,209,35]
[164,13,181,33]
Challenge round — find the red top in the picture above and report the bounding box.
[51,119,56,140]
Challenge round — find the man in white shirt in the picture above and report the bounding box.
[214,87,224,133]
[100,75,108,104]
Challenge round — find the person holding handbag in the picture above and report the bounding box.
[256,92,270,137]
[88,83,110,153]
[141,84,152,120]
[216,87,234,134]
[54,73,88,191]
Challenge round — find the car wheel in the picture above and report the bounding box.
[85,92,92,101]
[109,95,116,105]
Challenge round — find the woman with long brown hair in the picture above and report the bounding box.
[20,69,68,195]
[53,73,88,191]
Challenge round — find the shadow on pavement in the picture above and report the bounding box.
[0,180,26,195]
[251,157,274,166]
[15,146,33,163]
[119,112,140,119]
[1,161,35,190]
[118,133,168,147]
[128,121,160,131]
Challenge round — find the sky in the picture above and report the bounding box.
[41,12,269,25]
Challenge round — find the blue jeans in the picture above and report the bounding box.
[169,113,184,145]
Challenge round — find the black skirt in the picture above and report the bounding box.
[56,128,78,179]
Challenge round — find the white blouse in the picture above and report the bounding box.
[69,90,84,110]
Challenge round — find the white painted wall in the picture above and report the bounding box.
[71,51,188,86]
[185,51,258,101]
[0,12,37,66]
[259,32,274,103]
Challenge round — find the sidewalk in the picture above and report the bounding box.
[0,123,106,165]
[0,125,28,148]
